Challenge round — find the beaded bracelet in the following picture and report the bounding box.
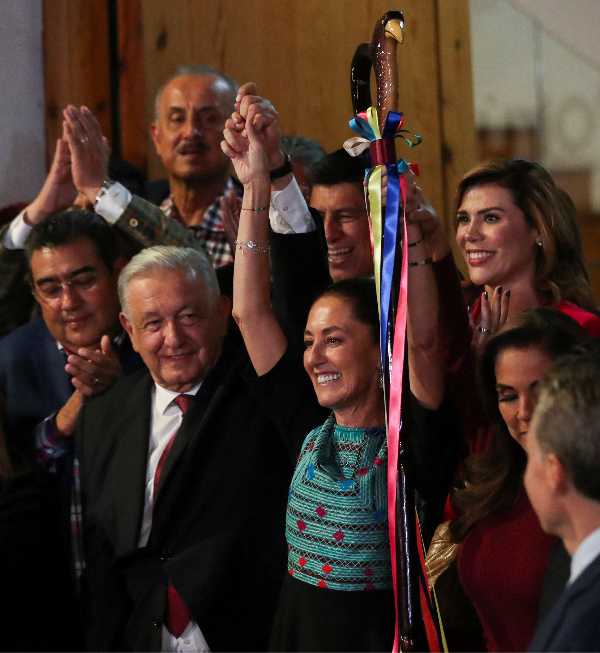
[240,206,268,213]
[235,239,270,254]
[408,256,433,267]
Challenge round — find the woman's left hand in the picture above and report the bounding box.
[473,286,510,350]
[221,103,270,186]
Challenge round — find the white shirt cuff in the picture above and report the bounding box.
[269,177,315,234]
[3,210,33,249]
[95,182,133,224]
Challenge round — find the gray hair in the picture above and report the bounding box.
[154,65,239,120]
[118,246,220,318]
[280,135,326,169]
[533,344,600,501]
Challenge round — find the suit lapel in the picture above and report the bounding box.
[34,323,73,405]
[531,551,600,650]
[112,373,153,557]
[151,354,242,537]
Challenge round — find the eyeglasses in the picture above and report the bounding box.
[33,270,99,301]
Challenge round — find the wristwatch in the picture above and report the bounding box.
[269,154,292,181]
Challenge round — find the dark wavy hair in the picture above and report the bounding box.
[455,159,596,312]
[315,277,379,344]
[450,308,590,542]
[24,209,119,272]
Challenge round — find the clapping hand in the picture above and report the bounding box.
[63,105,110,204]
[65,335,122,398]
[25,133,77,225]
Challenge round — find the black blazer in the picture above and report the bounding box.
[77,343,300,651]
[529,548,600,651]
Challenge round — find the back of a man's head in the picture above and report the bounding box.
[25,209,119,272]
[534,345,600,501]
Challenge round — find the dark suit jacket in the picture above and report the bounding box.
[0,317,140,464]
[76,342,301,651]
[529,549,600,651]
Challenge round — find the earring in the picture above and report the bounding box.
[536,239,543,248]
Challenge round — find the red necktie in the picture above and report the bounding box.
[154,394,193,638]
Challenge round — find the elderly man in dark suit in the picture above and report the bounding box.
[526,345,600,652]
[77,245,292,651]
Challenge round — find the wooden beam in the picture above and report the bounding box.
[435,0,476,256]
[117,0,147,171]
[43,0,111,167]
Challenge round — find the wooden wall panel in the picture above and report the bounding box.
[436,0,476,267]
[136,0,468,221]
[43,0,111,167]
[118,0,146,170]
[43,0,475,233]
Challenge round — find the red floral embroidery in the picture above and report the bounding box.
[322,564,333,574]
[318,580,328,589]
[356,467,368,477]
[297,519,306,532]
[316,506,326,518]
[374,457,383,466]
[333,529,344,542]
[299,556,307,567]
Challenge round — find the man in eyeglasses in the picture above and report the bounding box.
[0,209,140,468]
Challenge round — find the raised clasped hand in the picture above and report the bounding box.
[221,102,271,186]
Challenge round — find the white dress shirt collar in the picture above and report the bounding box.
[569,524,600,584]
[153,382,202,415]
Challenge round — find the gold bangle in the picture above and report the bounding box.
[240,206,268,213]
[408,256,433,267]
[235,239,270,254]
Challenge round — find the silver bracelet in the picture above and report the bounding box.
[235,239,270,254]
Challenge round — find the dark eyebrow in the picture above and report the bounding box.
[303,325,345,337]
[35,265,96,286]
[457,205,508,216]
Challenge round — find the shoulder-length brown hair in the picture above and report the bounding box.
[450,308,590,542]
[455,159,596,311]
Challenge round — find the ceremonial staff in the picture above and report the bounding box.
[345,11,443,652]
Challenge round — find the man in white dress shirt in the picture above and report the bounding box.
[77,245,291,651]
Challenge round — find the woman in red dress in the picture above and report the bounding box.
[449,309,590,651]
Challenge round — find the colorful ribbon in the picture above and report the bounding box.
[348,107,443,653]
